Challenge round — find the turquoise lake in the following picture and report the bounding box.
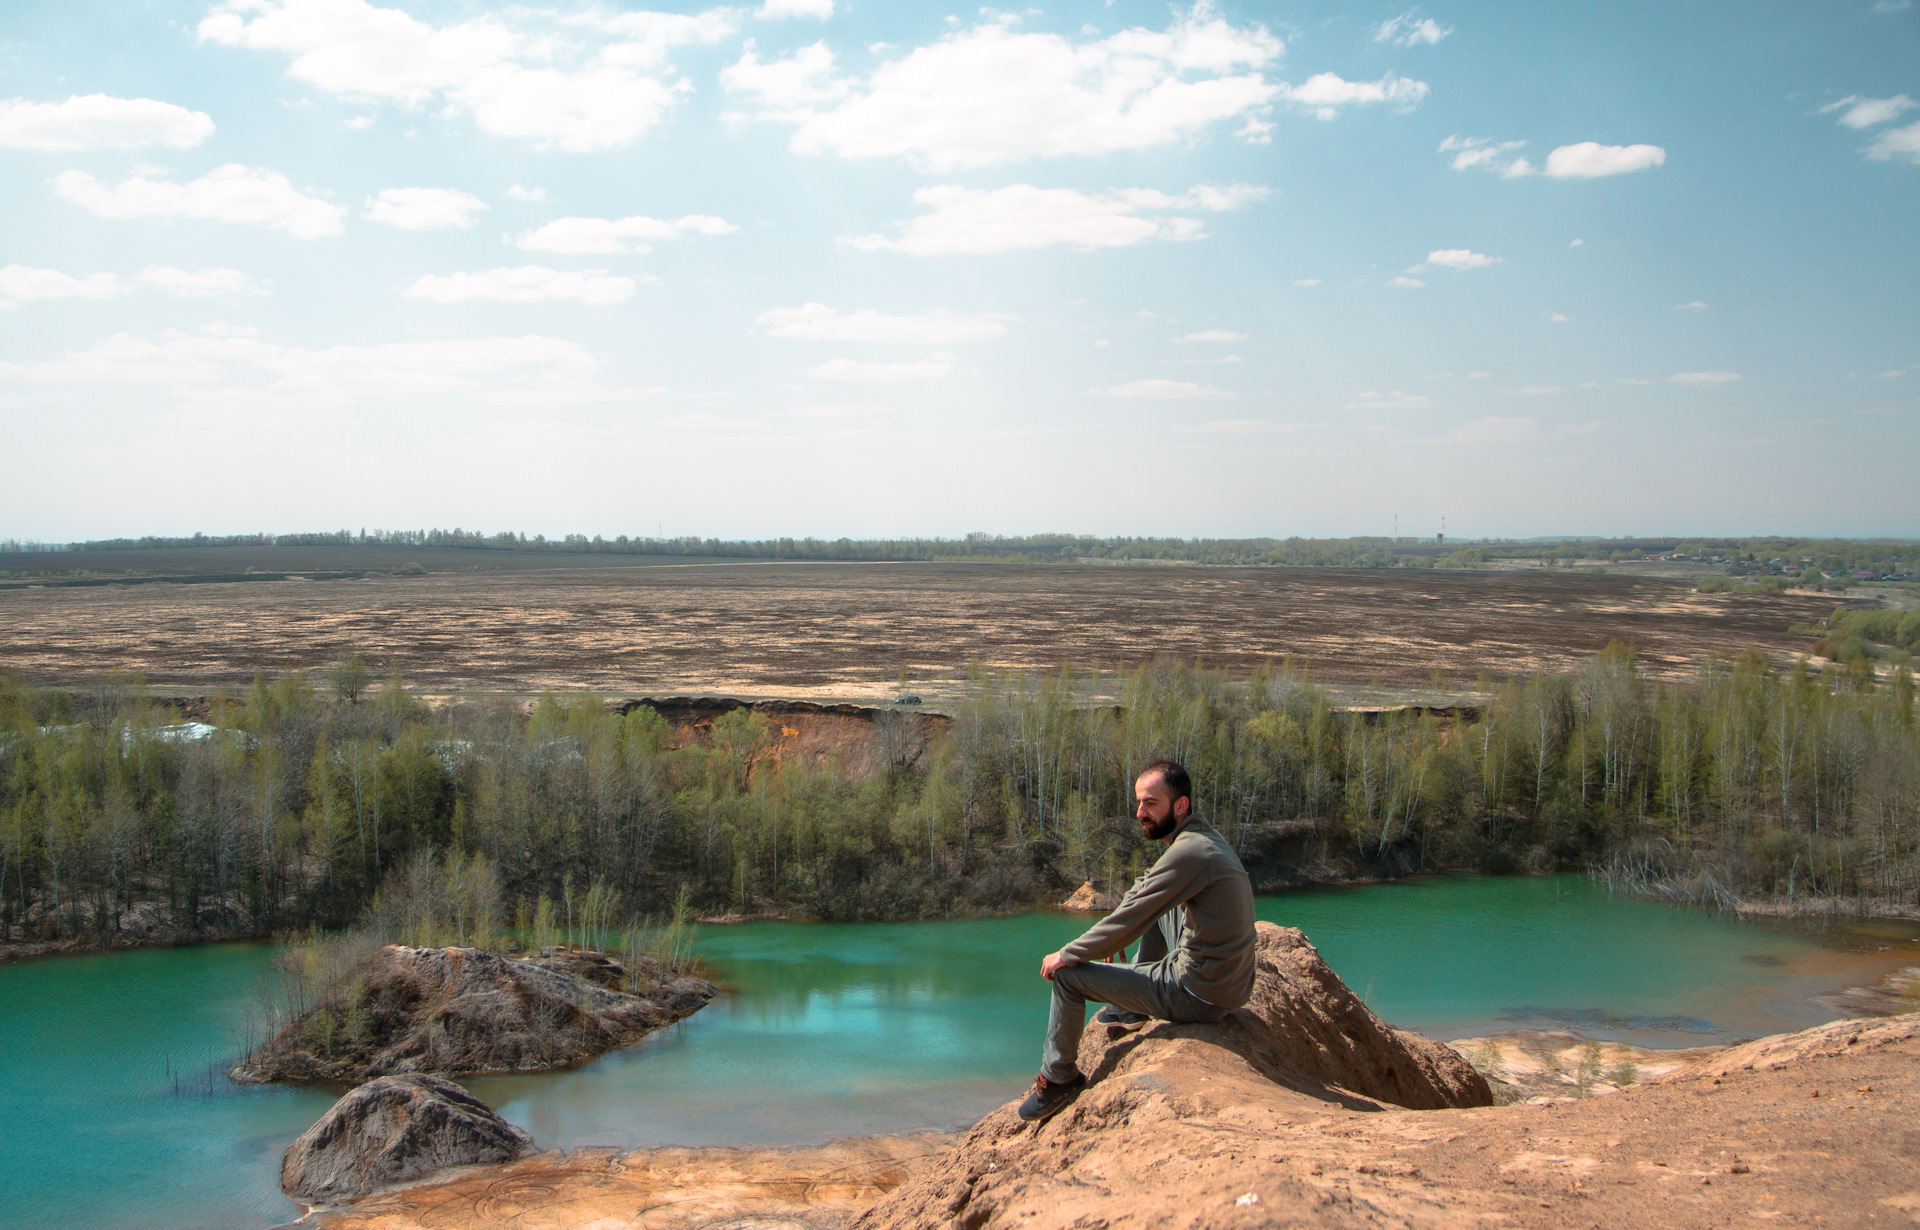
[3,875,1915,1230]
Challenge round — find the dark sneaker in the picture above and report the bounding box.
[1017,1072,1086,1122]
[1095,1006,1149,1027]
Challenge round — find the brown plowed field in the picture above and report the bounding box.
[0,561,1840,701]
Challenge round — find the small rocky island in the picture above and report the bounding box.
[233,944,716,1083]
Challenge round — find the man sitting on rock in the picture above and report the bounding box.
[1021,760,1257,1122]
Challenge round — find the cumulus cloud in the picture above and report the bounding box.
[1279,72,1428,121]
[0,94,214,151]
[721,7,1284,171]
[1096,379,1237,399]
[510,213,738,255]
[758,0,833,17]
[1819,94,1916,130]
[845,182,1267,256]
[0,265,128,309]
[0,328,649,406]
[198,0,739,152]
[1387,275,1424,288]
[804,353,954,381]
[1865,121,1920,164]
[1294,277,1321,286]
[506,184,548,202]
[364,187,489,230]
[404,266,638,304]
[1346,389,1430,409]
[1374,10,1450,46]
[0,263,271,308]
[1514,383,1560,395]
[135,266,269,297]
[1177,329,1246,342]
[1543,142,1666,178]
[758,303,1011,344]
[54,165,346,238]
[1438,135,1530,176]
[1418,248,1500,271]
[1669,370,1741,384]
[1674,300,1708,311]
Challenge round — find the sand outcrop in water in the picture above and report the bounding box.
[282,1073,534,1203]
[232,945,716,1083]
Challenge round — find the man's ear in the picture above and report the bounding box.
[1174,795,1191,819]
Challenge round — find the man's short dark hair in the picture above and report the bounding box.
[1136,760,1192,804]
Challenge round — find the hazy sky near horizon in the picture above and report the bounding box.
[1,0,1915,543]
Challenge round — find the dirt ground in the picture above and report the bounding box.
[309,1016,1920,1230]
[0,562,1841,703]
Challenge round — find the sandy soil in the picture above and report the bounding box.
[312,1016,1920,1230]
[309,1133,958,1230]
[0,563,1838,701]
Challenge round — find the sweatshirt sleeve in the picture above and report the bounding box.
[1057,838,1205,965]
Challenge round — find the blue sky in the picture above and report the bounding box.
[1,0,1915,542]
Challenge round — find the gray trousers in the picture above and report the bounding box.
[1041,911,1231,1083]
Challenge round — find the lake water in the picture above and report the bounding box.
[3,875,1914,1230]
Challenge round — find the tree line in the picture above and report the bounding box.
[2,645,1915,945]
[7,530,1916,574]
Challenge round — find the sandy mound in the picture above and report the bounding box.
[233,945,716,1083]
[282,1073,534,1203]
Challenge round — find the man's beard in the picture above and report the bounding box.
[1140,810,1181,840]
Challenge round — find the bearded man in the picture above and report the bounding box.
[1019,759,1257,1122]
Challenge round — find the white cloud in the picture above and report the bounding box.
[0,329,648,406]
[199,0,739,152]
[1544,141,1666,178]
[1819,94,1916,130]
[1569,237,1583,247]
[768,404,894,420]
[1373,11,1450,46]
[364,187,488,230]
[1865,120,1920,164]
[1182,418,1309,433]
[1438,134,1530,175]
[1421,248,1500,271]
[506,184,548,203]
[1514,384,1560,395]
[1346,390,1430,409]
[758,0,833,17]
[0,94,214,151]
[404,266,638,305]
[846,182,1267,255]
[1294,277,1321,286]
[1279,72,1428,121]
[758,303,1011,344]
[135,266,269,297]
[0,265,128,309]
[804,353,954,381]
[1097,378,1237,399]
[1387,275,1424,288]
[1545,312,1568,322]
[510,213,738,255]
[0,263,272,308]
[1466,371,1490,379]
[54,165,346,238]
[1178,329,1246,342]
[1669,370,1741,384]
[722,7,1284,171]
[1092,338,1111,347]
[1673,300,1708,311]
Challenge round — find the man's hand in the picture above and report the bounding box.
[1041,951,1076,981]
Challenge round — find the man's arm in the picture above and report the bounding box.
[1048,842,1204,972]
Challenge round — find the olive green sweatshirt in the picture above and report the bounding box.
[1058,815,1256,1009]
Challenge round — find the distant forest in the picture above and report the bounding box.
[3,647,1915,946]
[4,528,1918,578]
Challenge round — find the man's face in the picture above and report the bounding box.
[1134,772,1189,840]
